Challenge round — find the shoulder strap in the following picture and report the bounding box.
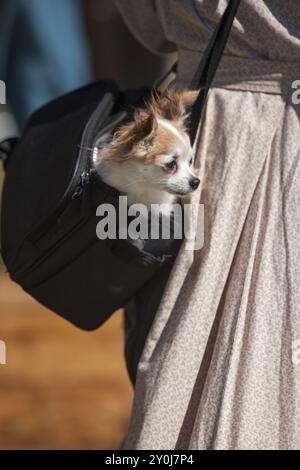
[189,0,241,145]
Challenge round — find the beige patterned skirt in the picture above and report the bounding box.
[124,52,300,450]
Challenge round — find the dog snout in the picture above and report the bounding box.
[189,177,200,190]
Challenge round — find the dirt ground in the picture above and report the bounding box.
[0,266,133,449]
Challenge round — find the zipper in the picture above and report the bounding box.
[8,86,119,278]
[29,120,96,244]
[28,90,117,246]
[14,167,91,276]
[71,170,90,201]
[30,164,91,244]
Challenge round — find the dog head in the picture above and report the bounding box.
[99,88,200,196]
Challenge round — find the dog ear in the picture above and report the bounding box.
[134,109,157,144]
[131,108,158,154]
[100,108,157,161]
[155,89,199,121]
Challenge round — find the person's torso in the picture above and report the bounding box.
[158,0,300,62]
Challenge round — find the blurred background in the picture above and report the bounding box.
[0,0,175,449]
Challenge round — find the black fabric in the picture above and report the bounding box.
[124,263,172,384]
[1,79,182,330]
[1,81,118,264]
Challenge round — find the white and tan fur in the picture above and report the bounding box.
[94,89,200,214]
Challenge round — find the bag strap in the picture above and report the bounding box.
[189,0,241,145]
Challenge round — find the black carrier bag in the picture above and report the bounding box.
[1,82,183,330]
[0,0,240,331]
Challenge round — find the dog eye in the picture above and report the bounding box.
[165,160,177,171]
[189,158,193,166]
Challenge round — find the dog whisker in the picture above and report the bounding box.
[78,145,95,153]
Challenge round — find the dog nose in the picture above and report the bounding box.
[189,177,200,190]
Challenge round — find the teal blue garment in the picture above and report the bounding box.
[0,0,92,128]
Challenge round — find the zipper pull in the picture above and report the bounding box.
[72,171,90,200]
[58,171,91,225]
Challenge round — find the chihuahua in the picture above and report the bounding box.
[94,88,200,215]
